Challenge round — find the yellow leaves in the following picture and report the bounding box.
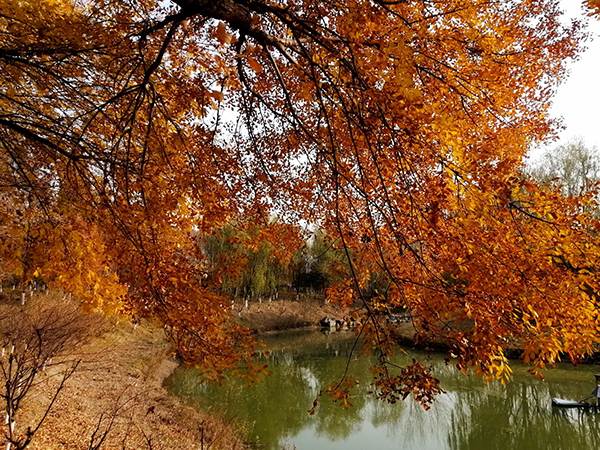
[0,0,597,400]
[526,304,539,320]
[357,269,370,289]
[522,336,563,368]
[479,352,513,385]
[456,257,468,273]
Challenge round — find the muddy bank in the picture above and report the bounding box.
[236,298,344,333]
[238,300,600,365]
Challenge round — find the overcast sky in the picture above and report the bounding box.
[535,1,600,157]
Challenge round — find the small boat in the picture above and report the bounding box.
[551,398,592,408]
[319,317,336,328]
[551,374,600,408]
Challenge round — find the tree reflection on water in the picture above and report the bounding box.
[165,330,600,450]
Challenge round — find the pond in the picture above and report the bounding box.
[165,329,600,450]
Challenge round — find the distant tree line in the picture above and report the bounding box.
[199,225,350,301]
[529,138,600,197]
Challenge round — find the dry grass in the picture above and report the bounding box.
[235,297,344,333]
[0,289,246,450]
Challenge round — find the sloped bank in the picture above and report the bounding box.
[34,320,247,450]
[236,297,344,333]
[0,289,246,450]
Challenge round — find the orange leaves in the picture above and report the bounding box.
[208,89,224,102]
[586,0,600,16]
[325,280,355,308]
[0,0,597,399]
[247,57,263,73]
[394,169,600,383]
[327,376,359,409]
[372,361,443,410]
[215,22,237,45]
[40,215,128,314]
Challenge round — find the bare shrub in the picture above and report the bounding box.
[0,295,104,450]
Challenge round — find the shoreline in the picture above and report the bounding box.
[239,300,600,366]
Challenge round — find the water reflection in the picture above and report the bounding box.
[165,330,600,450]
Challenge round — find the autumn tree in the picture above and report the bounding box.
[587,0,600,16]
[1,0,600,399]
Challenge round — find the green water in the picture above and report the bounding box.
[165,330,600,450]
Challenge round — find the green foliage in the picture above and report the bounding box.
[200,224,289,299]
[290,230,348,294]
[201,226,348,299]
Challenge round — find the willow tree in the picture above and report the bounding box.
[200,222,297,299]
[1,0,599,399]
